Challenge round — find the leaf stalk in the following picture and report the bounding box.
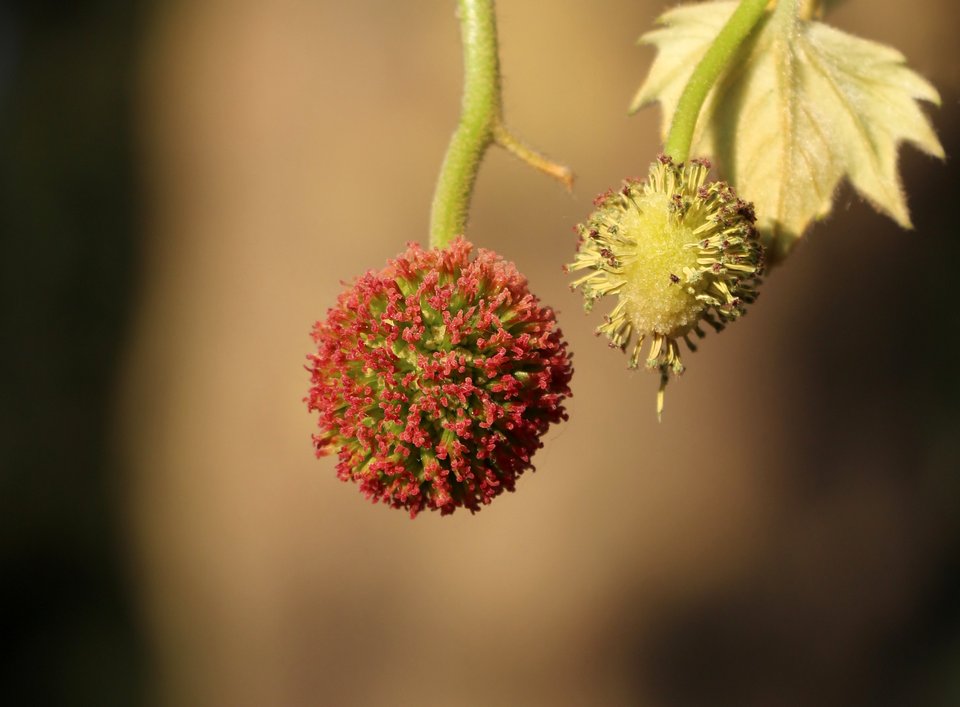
[663,0,771,163]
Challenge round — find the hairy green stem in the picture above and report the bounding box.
[663,0,770,163]
[429,0,571,249]
[430,0,499,249]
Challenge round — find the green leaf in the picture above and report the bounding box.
[631,0,944,260]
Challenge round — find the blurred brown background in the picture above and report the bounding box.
[3,1,960,705]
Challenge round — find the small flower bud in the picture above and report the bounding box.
[568,156,763,418]
[307,238,573,517]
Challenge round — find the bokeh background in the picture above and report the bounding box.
[3,1,960,705]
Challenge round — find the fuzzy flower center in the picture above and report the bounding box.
[567,156,764,418]
[620,191,702,336]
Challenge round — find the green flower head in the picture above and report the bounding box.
[567,156,764,418]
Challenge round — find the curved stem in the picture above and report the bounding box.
[663,0,770,163]
[430,0,499,249]
[494,124,574,192]
[429,0,572,249]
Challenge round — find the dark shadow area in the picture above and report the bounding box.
[606,108,960,707]
[0,1,148,704]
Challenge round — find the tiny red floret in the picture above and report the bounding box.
[305,238,573,517]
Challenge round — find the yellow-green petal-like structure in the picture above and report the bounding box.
[568,156,763,418]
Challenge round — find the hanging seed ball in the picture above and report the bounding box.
[567,155,764,418]
[306,238,573,517]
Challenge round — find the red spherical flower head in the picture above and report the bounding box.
[306,237,573,517]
